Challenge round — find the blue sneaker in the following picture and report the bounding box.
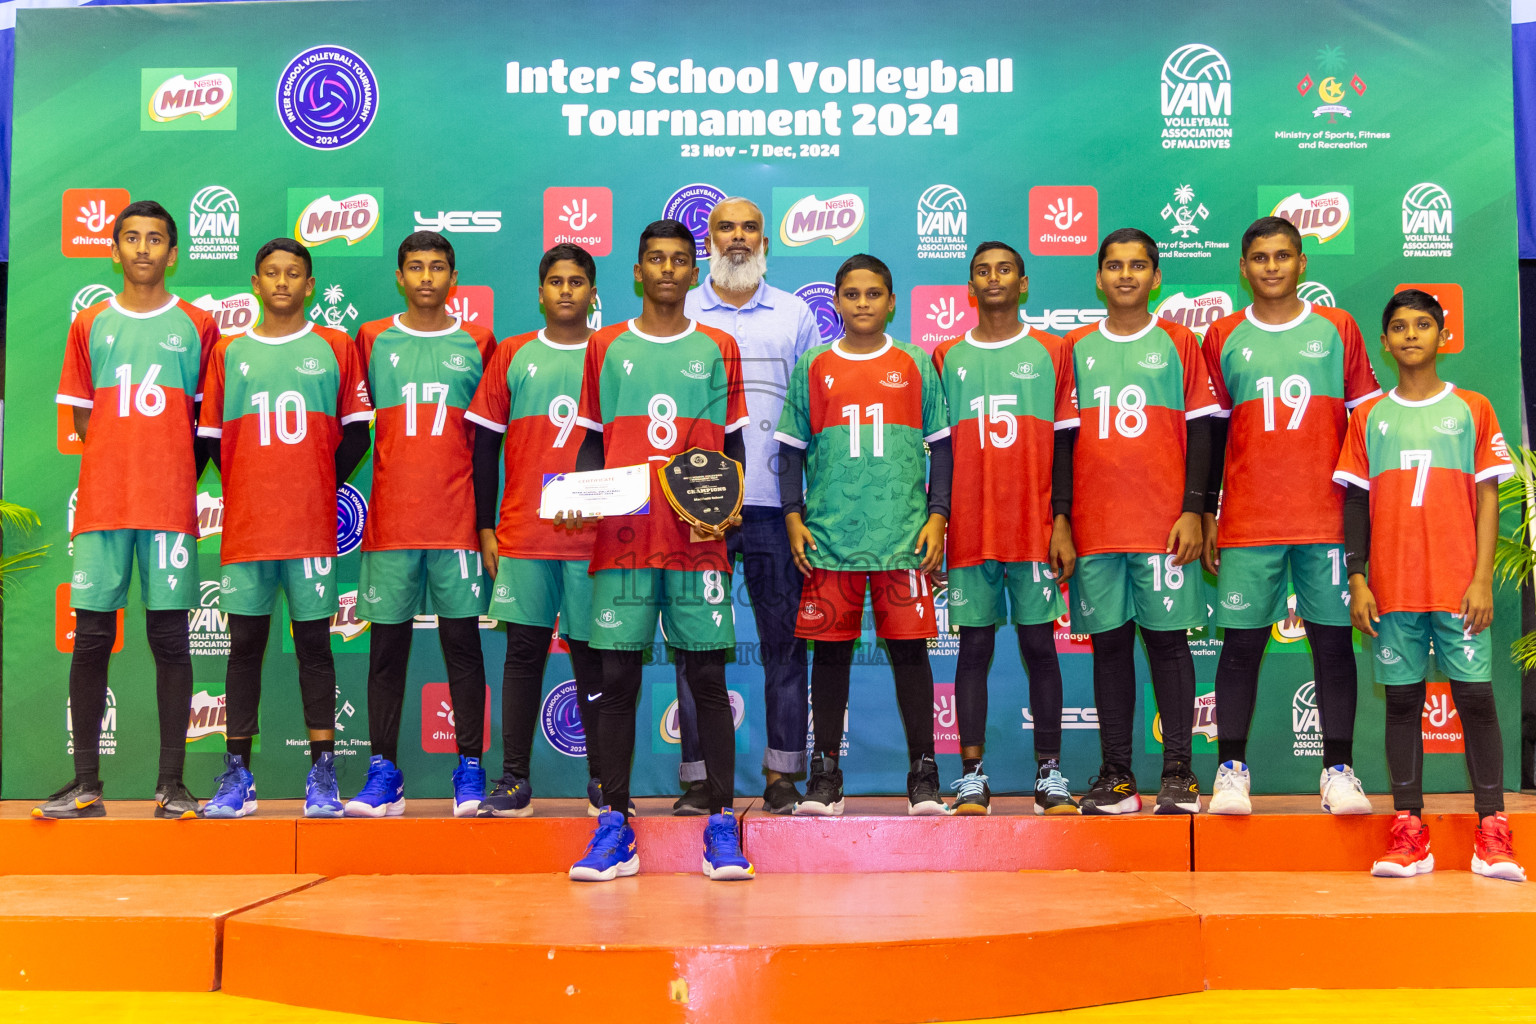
[451,755,486,817]
[344,755,405,817]
[202,754,257,819]
[586,777,637,817]
[569,809,639,882]
[702,808,755,881]
[304,752,344,818]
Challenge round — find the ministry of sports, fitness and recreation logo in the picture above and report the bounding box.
[336,484,367,556]
[1402,183,1453,258]
[141,69,236,131]
[277,46,378,150]
[795,282,844,342]
[1159,43,1232,150]
[1296,281,1337,307]
[1154,288,1234,332]
[188,186,240,261]
[540,679,587,757]
[1158,185,1230,259]
[192,292,259,334]
[1296,45,1366,123]
[189,580,231,657]
[66,687,117,756]
[774,187,869,253]
[1259,187,1355,253]
[290,191,382,254]
[663,182,726,259]
[915,184,967,260]
[310,283,360,330]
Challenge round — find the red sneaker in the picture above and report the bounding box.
[1472,813,1526,882]
[1371,811,1434,877]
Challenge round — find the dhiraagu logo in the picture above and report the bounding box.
[773,187,868,255]
[141,69,237,131]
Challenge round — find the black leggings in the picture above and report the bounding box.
[811,638,934,764]
[1215,622,1356,766]
[1091,621,1195,769]
[594,648,733,817]
[954,623,1062,757]
[366,617,486,762]
[70,608,192,785]
[1386,680,1504,818]
[501,622,603,780]
[223,614,336,740]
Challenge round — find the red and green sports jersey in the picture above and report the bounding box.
[776,336,950,572]
[57,295,219,536]
[1203,302,1381,547]
[465,329,592,561]
[198,323,371,563]
[575,319,749,573]
[356,315,496,551]
[1333,385,1511,614]
[1063,317,1218,556]
[932,327,1072,568]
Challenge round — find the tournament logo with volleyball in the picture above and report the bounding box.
[277,45,378,150]
[915,184,967,259]
[336,483,367,556]
[773,186,869,255]
[540,679,587,757]
[288,189,383,257]
[188,186,240,261]
[141,68,236,131]
[1159,43,1232,150]
[794,282,844,342]
[662,182,725,259]
[1258,186,1355,253]
[1402,183,1453,257]
[1154,287,1235,332]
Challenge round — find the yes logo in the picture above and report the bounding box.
[909,285,977,353]
[543,187,612,255]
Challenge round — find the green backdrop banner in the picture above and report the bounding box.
[3,0,1519,800]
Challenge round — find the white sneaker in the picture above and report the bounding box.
[1320,764,1372,815]
[1207,760,1252,815]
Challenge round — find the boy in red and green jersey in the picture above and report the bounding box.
[565,220,753,883]
[776,253,953,818]
[346,231,497,819]
[38,200,219,821]
[1057,229,1217,817]
[467,244,605,817]
[1201,216,1381,817]
[1335,289,1521,882]
[197,238,372,820]
[931,240,1078,816]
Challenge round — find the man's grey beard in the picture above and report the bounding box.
[708,248,768,292]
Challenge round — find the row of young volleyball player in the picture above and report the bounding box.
[37,199,1521,885]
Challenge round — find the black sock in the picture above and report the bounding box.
[1213,626,1268,765]
[1306,621,1358,767]
[147,609,193,785]
[962,757,982,774]
[227,736,254,762]
[887,638,935,764]
[1385,683,1426,814]
[1450,680,1505,818]
[309,739,333,763]
[68,610,118,784]
[366,620,414,764]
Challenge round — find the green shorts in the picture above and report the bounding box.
[588,567,735,651]
[70,529,198,611]
[946,561,1066,629]
[1070,552,1206,634]
[1373,610,1491,685]
[357,548,490,624]
[219,557,339,621]
[488,557,593,642]
[1214,543,1351,629]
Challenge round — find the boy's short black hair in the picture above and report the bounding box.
[397,230,455,271]
[1241,215,1303,257]
[539,243,597,284]
[112,199,177,249]
[1381,288,1445,333]
[834,253,893,292]
[1096,228,1159,272]
[969,240,1026,276]
[254,237,313,277]
[637,219,696,264]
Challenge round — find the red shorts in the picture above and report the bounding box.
[796,568,937,641]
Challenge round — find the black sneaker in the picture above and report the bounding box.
[1079,766,1141,815]
[478,775,534,817]
[950,764,991,815]
[907,754,947,816]
[672,779,710,816]
[1034,761,1081,816]
[31,778,105,819]
[794,754,844,816]
[154,779,200,820]
[1155,761,1202,815]
[762,777,800,815]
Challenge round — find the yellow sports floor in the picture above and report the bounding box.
[6,990,1536,1023]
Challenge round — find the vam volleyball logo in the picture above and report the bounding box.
[142,69,236,131]
[277,46,378,150]
[1260,187,1354,253]
[1296,281,1337,307]
[1402,183,1453,258]
[662,183,725,259]
[188,186,240,261]
[774,187,868,254]
[1160,44,1232,150]
[916,184,967,259]
[70,284,115,322]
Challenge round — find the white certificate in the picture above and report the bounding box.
[538,464,652,519]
